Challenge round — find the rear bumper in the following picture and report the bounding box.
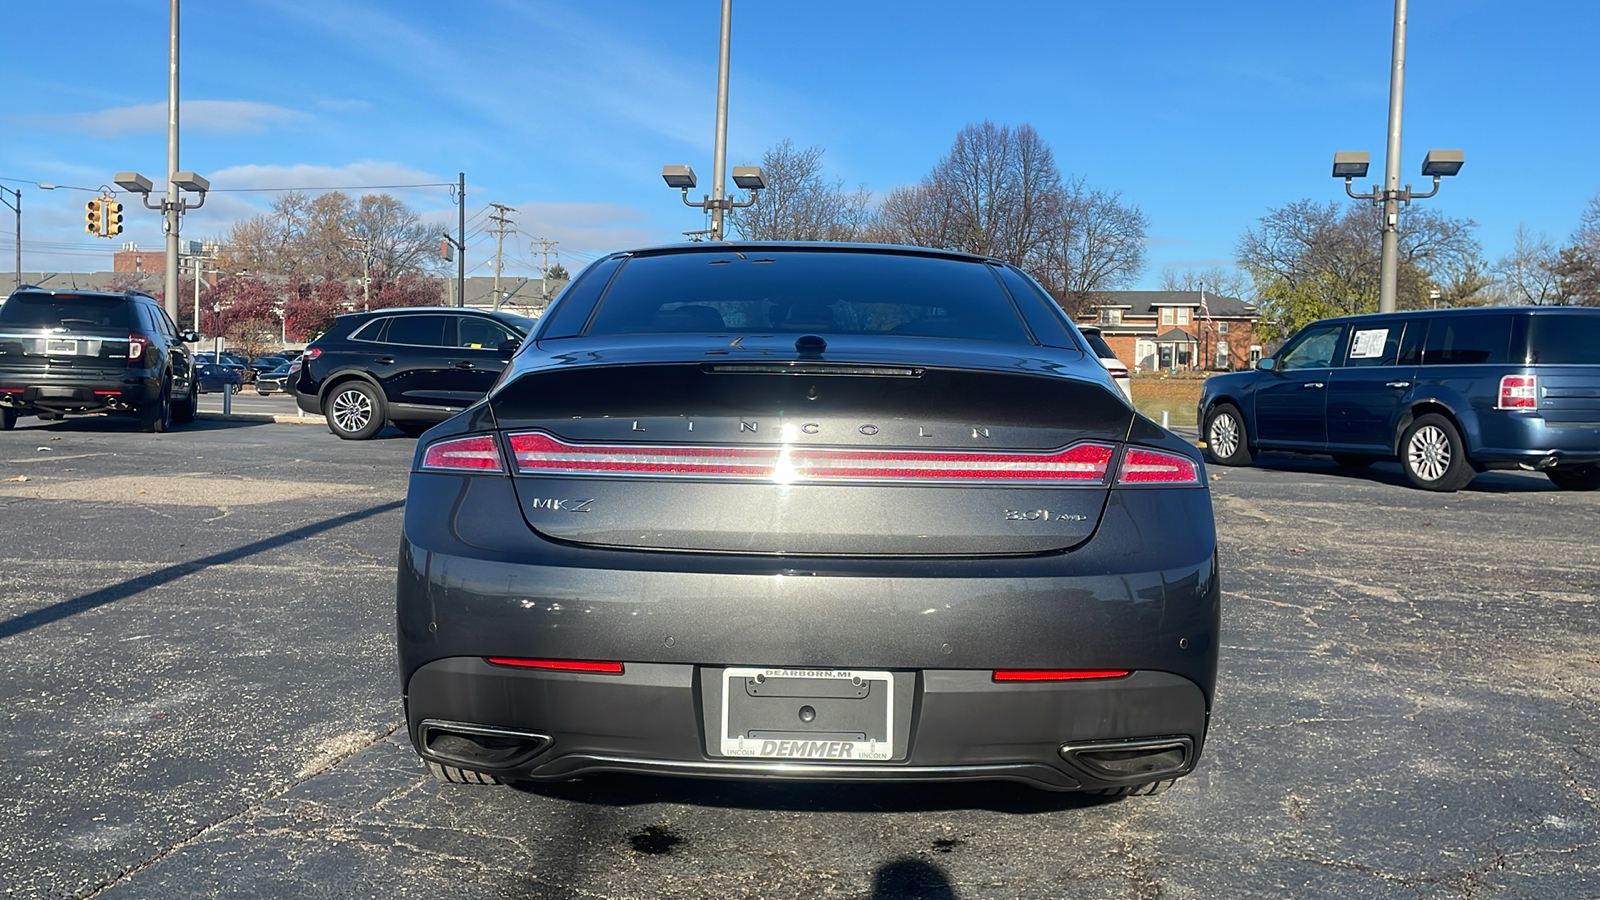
[398,470,1220,789]
[405,660,1206,790]
[1472,414,1600,468]
[0,370,160,412]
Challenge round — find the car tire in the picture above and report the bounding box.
[1088,779,1176,798]
[1331,454,1375,469]
[395,421,432,439]
[1400,414,1473,492]
[139,380,173,433]
[425,761,500,785]
[1,408,15,431]
[172,390,196,425]
[324,381,385,440]
[1203,403,1253,466]
[1546,465,1600,491]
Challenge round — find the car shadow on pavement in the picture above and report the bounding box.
[1245,454,1558,493]
[871,858,958,900]
[0,499,405,640]
[5,414,275,433]
[512,773,1117,815]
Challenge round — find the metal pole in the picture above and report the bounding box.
[163,0,182,321]
[1379,0,1407,314]
[363,250,371,311]
[709,0,732,241]
[12,189,20,291]
[192,255,201,333]
[457,172,466,307]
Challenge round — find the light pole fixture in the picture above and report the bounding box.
[115,169,209,319]
[663,163,765,241]
[659,0,765,242]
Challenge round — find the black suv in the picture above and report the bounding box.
[0,287,200,432]
[1198,306,1600,491]
[294,307,535,439]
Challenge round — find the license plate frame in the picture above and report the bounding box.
[717,667,894,762]
[46,339,78,356]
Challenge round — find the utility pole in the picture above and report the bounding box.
[709,0,732,241]
[531,238,559,303]
[163,0,182,321]
[0,187,18,291]
[487,203,515,311]
[457,173,466,307]
[1378,0,1408,314]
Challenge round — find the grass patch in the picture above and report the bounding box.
[1130,373,1206,426]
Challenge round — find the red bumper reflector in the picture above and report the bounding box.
[485,657,625,674]
[421,435,504,472]
[94,390,121,396]
[992,669,1131,682]
[506,431,1116,484]
[1116,447,1200,484]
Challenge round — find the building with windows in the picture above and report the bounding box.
[1074,291,1262,372]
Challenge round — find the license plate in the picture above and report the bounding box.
[46,339,78,355]
[718,667,894,761]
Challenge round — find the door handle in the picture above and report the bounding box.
[375,356,395,365]
[1385,381,1411,389]
[453,361,476,369]
[1302,382,1325,389]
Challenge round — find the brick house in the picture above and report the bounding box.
[1073,291,1263,373]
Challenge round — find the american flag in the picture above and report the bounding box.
[1200,289,1212,325]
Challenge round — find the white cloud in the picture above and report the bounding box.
[205,161,446,193]
[34,101,306,136]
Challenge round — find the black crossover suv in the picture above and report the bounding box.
[0,287,200,432]
[293,307,535,439]
[398,243,1220,795]
[1198,306,1600,491]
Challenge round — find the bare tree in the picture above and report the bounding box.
[727,140,872,241]
[1047,180,1148,316]
[1237,199,1481,337]
[1554,193,1600,305]
[1159,265,1251,299]
[216,191,443,282]
[1495,224,1568,306]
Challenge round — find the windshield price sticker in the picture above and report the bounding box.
[1350,328,1390,359]
[719,667,894,761]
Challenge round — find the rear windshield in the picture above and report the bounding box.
[0,292,132,331]
[1081,331,1117,359]
[581,251,1031,343]
[1528,314,1600,365]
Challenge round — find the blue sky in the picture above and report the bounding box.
[2,0,1597,290]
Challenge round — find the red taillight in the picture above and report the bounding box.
[421,435,504,471]
[1498,374,1537,410]
[127,334,150,362]
[485,657,625,674]
[1109,366,1129,380]
[1116,447,1199,484]
[303,348,321,360]
[992,669,1131,682]
[506,432,1116,484]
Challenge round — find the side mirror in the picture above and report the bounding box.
[182,331,202,344]
[1256,357,1276,371]
[497,339,522,356]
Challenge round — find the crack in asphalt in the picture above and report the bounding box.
[80,722,403,899]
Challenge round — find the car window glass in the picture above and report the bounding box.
[383,315,450,347]
[1528,314,1600,364]
[456,317,517,349]
[1422,314,1511,365]
[1396,319,1426,365]
[1345,325,1402,367]
[1278,325,1342,370]
[584,251,1033,343]
[539,256,625,339]
[350,318,387,342]
[0,293,132,332]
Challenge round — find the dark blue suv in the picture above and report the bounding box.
[1197,307,1600,491]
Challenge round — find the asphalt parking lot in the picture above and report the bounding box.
[1,413,1597,899]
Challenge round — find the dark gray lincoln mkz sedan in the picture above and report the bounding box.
[399,243,1219,795]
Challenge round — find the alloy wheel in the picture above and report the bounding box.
[331,388,373,434]
[1208,413,1240,460]
[1407,424,1451,482]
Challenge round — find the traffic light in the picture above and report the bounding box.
[85,199,103,236]
[105,200,123,236]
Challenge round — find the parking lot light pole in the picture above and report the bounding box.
[0,187,18,291]
[1331,0,1463,314]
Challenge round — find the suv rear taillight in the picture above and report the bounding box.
[303,348,321,360]
[421,435,504,472]
[127,333,151,363]
[1498,374,1537,410]
[1115,447,1200,485]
